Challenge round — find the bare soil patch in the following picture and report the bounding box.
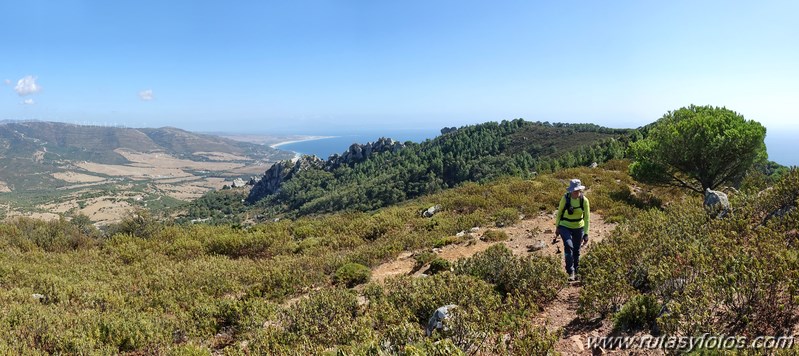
[81,199,135,224]
[192,152,252,161]
[76,161,192,179]
[155,177,228,200]
[371,252,417,283]
[116,149,244,171]
[52,172,107,183]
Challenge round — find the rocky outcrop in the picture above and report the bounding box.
[704,188,731,218]
[246,155,324,203]
[231,178,247,188]
[326,137,404,169]
[527,240,546,252]
[426,304,457,336]
[421,205,442,218]
[247,138,405,203]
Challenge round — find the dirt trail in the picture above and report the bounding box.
[370,212,620,355]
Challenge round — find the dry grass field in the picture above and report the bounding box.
[1,148,274,225]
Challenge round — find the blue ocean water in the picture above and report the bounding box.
[276,129,441,159]
[765,130,797,167]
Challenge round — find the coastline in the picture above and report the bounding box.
[269,136,337,149]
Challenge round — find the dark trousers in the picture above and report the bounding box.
[558,226,583,274]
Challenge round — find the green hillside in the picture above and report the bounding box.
[188,119,633,224]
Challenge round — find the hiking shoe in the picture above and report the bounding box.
[568,272,577,282]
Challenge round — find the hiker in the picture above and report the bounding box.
[554,179,590,281]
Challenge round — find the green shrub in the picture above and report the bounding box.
[455,244,565,308]
[1,217,96,252]
[404,338,465,355]
[98,313,162,352]
[203,230,295,259]
[382,273,503,354]
[105,210,164,239]
[433,236,460,248]
[481,229,508,242]
[334,262,371,287]
[167,344,213,355]
[295,236,322,254]
[582,170,799,337]
[426,258,451,275]
[412,251,437,271]
[283,288,362,347]
[379,321,423,353]
[383,273,501,326]
[493,207,519,227]
[166,238,205,260]
[494,321,560,355]
[602,159,631,172]
[613,294,659,332]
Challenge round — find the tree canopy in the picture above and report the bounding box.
[629,105,767,193]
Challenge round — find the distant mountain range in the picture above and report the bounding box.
[0,121,293,192]
[0,121,298,224]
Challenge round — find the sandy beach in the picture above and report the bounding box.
[269,136,337,149]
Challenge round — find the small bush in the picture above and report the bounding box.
[413,251,437,268]
[495,321,560,355]
[481,229,508,242]
[105,210,164,239]
[383,273,501,326]
[433,236,460,248]
[2,217,96,252]
[455,245,565,307]
[204,230,295,259]
[283,288,362,347]
[493,208,519,227]
[602,159,631,172]
[426,258,451,275]
[613,294,660,332]
[334,262,371,287]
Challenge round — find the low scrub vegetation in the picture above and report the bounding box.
[3,165,788,353]
[580,169,799,338]
[334,262,372,287]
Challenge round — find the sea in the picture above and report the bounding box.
[765,129,798,167]
[275,128,441,160]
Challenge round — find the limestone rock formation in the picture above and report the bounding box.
[246,155,324,203]
[247,138,406,203]
[704,188,731,218]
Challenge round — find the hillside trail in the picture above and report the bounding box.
[370,211,626,355]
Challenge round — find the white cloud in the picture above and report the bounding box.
[138,89,154,101]
[3,79,11,85]
[22,98,35,105]
[14,75,41,96]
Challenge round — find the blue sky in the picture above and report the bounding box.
[2,0,798,137]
